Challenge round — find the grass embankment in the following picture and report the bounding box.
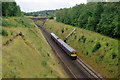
[0,26,2,79]
[1,17,67,78]
[36,20,119,78]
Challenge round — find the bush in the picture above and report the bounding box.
[99,54,104,59]
[10,67,19,78]
[81,35,86,43]
[2,20,9,27]
[10,31,13,35]
[61,28,64,33]
[81,35,84,39]
[91,40,94,42]
[106,42,109,46]
[111,52,117,59]
[85,52,88,55]
[41,61,47,66]
[92,42,101,52]
[2,29,8,36]
[83,37,86,43]
[78,38,81,42]
[48,16,54,19]
[74,35,77,39]
[47,53,50,57]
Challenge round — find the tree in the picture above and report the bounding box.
[2,2,21,17]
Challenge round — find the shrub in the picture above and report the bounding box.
[111,52,117,59]
[91,40,94,42]
[61,28,64,33]
[83,37,86,43]
[85,52,88,55]
[19,32,22,35]
[10,67,19,78]
[99,54,104,59]
[81,35,84,39]
[74,35,77,39]
[106,42,109,46]
[47,53,50,57]
[92,42,101,52]
[78,37,81,42]
[66,28,68,30]
[2,20,9,27]
[50,70,53,74]
[81,35,86,43]
[2,29,8,36]
[10,31,13,35]
[41,61,47,66]
[48,16,54,19]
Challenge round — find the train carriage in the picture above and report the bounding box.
[51,33,77,60]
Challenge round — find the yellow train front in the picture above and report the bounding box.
[51,33,77,60]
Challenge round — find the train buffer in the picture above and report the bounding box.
[64,28,77,43]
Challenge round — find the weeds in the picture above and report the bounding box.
[78,35,86,43]
[92,42,101,52]
[61,28,64,33]
[50,70,53,74]
[10,67,19,78]
[2,29,8,36]
[41,61,47,66]
[10,31,13,35]
[74,35,77,39]
[99,54,104,59]
[106,42,109,46]
[47,53,50,57]
[111,52,117,59]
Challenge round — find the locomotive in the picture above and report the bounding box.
[51,33,77,60]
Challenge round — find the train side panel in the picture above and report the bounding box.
[51,33,77,60]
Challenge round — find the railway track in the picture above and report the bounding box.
[32,19,103,80]
[77,58,103,79]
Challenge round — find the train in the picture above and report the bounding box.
[50,33,77,60]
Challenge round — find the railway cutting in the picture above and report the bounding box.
[32,18,103,80]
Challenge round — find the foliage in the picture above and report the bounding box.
[2,17,35,28]
[2,29,8,36]
[92,42,101,52]
[2,2,21,17]
[61,28,64,33]
[24,10,56,17]
[111,52,117,59]
[48,16,54,19]
[41,61,47,66]
[42,20,118,78]
[55,2,120,39]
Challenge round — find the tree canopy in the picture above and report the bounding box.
[2,2,21,17]
[55,2,120,39]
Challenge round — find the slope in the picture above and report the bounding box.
[35,19,119,78]
[2,17,67,78]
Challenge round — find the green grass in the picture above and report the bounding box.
[36,20,119,78]
[0,32,2,79]
[2,17,67,78]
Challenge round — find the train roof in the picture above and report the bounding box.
[51,33,76,52]
[51,33,59,39]
[58,39,76,52]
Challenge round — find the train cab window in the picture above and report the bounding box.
[71,52,76,54]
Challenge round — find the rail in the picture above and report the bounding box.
[77,58,103,80]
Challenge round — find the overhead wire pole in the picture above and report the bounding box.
[64,28,77,43]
